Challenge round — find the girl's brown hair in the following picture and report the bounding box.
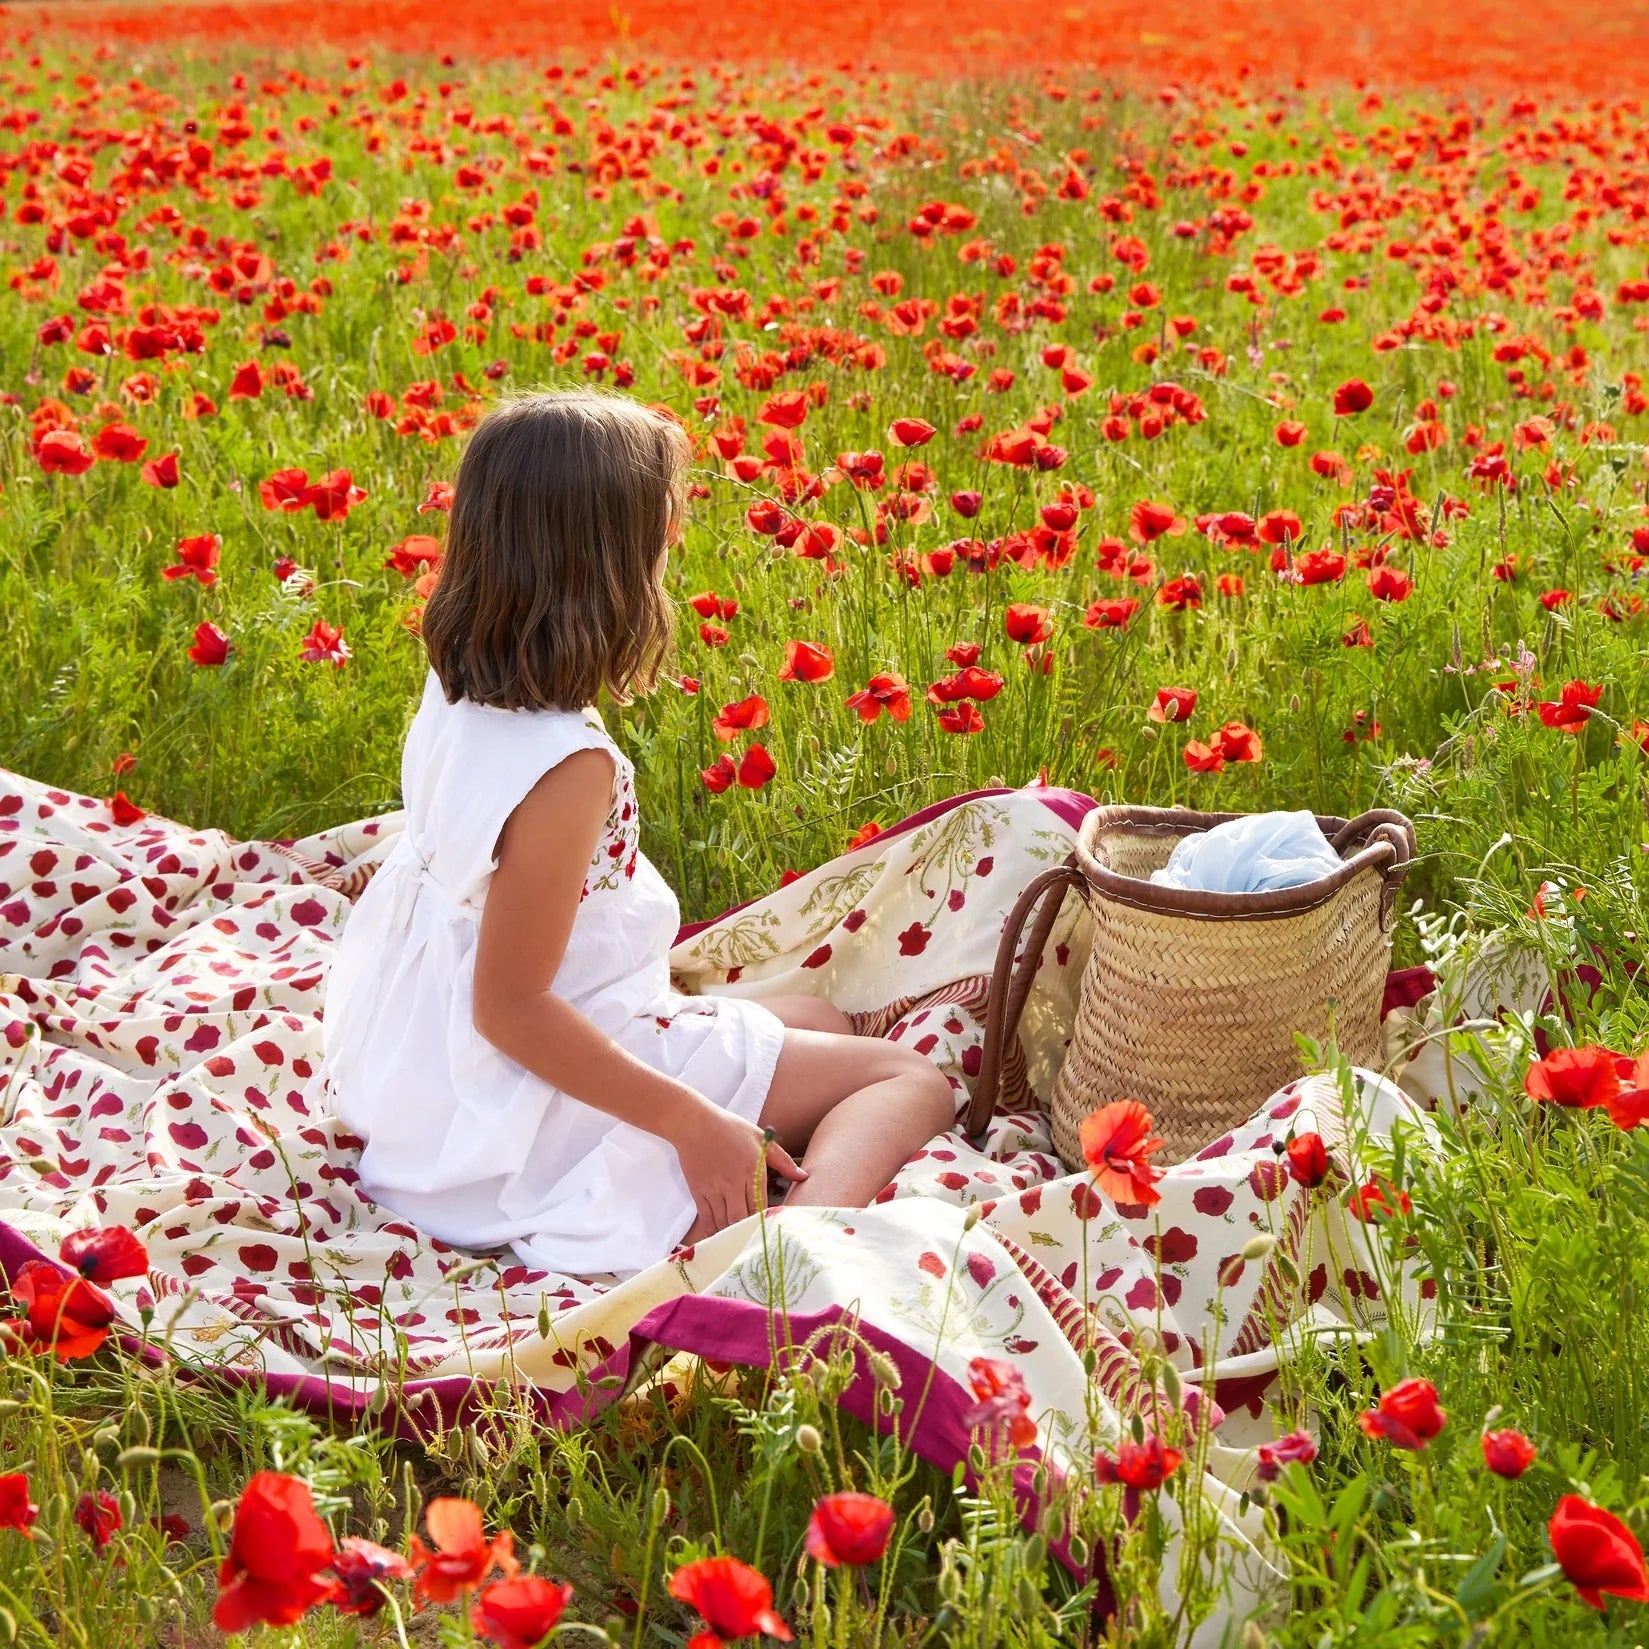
[422,389,688,711]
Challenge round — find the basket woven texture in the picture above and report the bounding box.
[967,807,1415,1171]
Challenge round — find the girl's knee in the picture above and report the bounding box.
[766,995,854,1037]
[889,1045,959,1134]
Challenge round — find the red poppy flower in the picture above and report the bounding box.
[667,1556,793,1646]
[1343,617,1375,648]
[35,428,96,475]
[214,1473,341,1630]
[950,489,983,518]
[418,480,455,514]
[935,702,986,735]
[108,792,146,826]
[1129,499,1182,542]
[0,1474,38,1538]
[5,1260,115,1361]
[1085,597,1140,629]
[298,622,351,667]
[229,361,265,400]
[1347,1178,1411,1222]
[701,755,736,794]
[1254,1430,1318,1482]
[1078,1100,1165,1208]
[1292,549,1346,586]
[306,469,367,521]
[1004,603,1053,644]
[409,1498,517,1605]
[60,1225,148,1285]
[1095,1434,1183,1492]
[844,673,912,724]
[1148,686,1197,723]
[1366,566,1413,602]
[1257,509,1301,545]
[1183,741,1224,774]
[1536,680,1603,733]
[888,416,936,447]
[164,533,221,586]
[1284,1132,1329,1188]
[1275,420,1308,446]
[189,621,232,667]
[385,535,443,578]
[259,467,311,511]
[804,1493,895,1568]
[1524,1046,1619,1110]
[1158,575,1202,611]
[1550,1495,1649,1610]
[1481,1428,1538,1479]
[1214,721,1263,764]
[75,1491,122,1552]
[847,821,883,851]
[712,694,771,741]
[142,451,180,488]
[331,1537,414,1615]
[1358,1377,1446,1451]
[757,390,810,429]
[472,1576,574,1648]
[961,1356,1038,1451]
[778,640,834,683]
[1333,379,1375,415]
[737,745,777,789]
[93,422,149,463]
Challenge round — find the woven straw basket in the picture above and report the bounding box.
[968,806,1415,1168]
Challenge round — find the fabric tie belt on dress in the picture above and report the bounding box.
[383,839,477,930]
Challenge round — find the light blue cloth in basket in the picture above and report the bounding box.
[1147,810,1343,894]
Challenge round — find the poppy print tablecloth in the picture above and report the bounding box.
[0,769,1432,1635]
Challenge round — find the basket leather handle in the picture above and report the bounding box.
[1328,809,1416,930]
[965,859,1085,1142]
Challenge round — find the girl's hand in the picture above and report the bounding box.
[673,1106,807,1242]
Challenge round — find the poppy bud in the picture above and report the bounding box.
[1240,1234,1275,1262]
[796,1424,823,1454]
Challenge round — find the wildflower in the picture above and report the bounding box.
[93,422,148,463]
[1157,575,1203,610]
[737,745,777,789]
[330,1538,414,1615]
[1148,686,1197,723]
[214,1472,341,1630]
[1214,721,1263,763]
[60,1225,148,1284]
[409,1498,517,1605]
[1292,549,1346,586]
[888,416,936,446]
[950,489,983,517]
[804,1493,896,1567]
[1005,603,1053,644]
[1481,1428,1538,1479]
[1550,1495,1649,1610]
[1347,1178,1411,1222]
[305,469,367,521]
[472,1577,575,1648]
[0,1474,39,1538]
[385,535,443,577]
[1254,1430,1318,1482]
[1078,1100,1165,1208]
[75,1491,122,1552]
[1084,597,1140,629]
[3,1260,115,1360]
[35,429,96,475]
[164,534,221,586]
[667,1556,793,1646]
[188,621,231,666]
[1524,1046,1618,1110]
[712,694,771,740]
[701,756,736,794]
[936,703,986,734]
[845,673,913,724]
[1359,1378,1446,1451]
[108,792,145,826]
[299,622,351,667]
[1366,566,1413,602]
[1284,1132,1329,1188]
[757,390,809,430]
[961,1356,1038,1450]
[1129,499,1181,542]
[418,480,455,514]
[1535,680,1603,732]
[1333,379,1375,415]
[847,821,882,851]
[259,467,312,511]
[1095,1435,1183,1500]
[141,452,180,487]
[778,640,834,683]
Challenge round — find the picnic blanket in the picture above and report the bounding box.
[0,770,1433,1635]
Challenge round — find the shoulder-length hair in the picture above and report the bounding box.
[421,389,687,712]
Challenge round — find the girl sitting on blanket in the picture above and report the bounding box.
[322,390,955,1277]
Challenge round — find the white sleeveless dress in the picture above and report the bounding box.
[321,671,786,1277]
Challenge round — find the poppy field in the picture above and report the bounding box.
[5,4,1649,1645]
